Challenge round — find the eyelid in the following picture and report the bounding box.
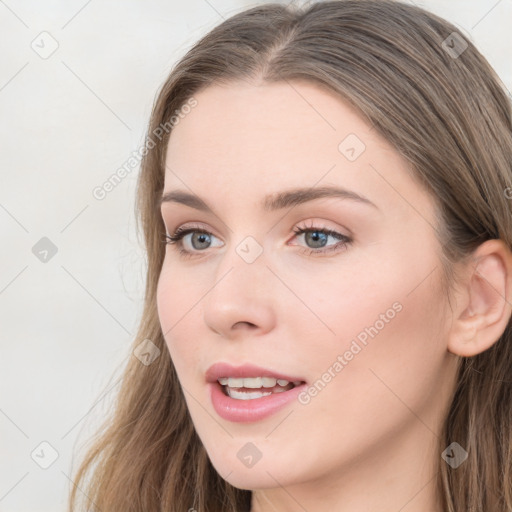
[168,221,221,239]
[164,219,353,259]
[291,219,352,238]
[165,219,349,240]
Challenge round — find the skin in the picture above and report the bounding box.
[156,80,512,512]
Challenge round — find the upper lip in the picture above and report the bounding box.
[205,362,306,384]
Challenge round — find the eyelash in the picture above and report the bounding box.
[162,222,352,259]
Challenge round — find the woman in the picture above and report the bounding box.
[68,1,512,510]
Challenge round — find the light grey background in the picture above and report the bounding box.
[0,1,510,510]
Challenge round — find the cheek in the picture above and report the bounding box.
[156,264,202,372]
[304,263,447,423]
[290,241,447,409]
[156,265,177,338]
[277,270,447,475]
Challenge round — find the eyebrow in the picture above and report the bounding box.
[159,186,378,213]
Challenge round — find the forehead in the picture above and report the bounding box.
[162,80,433,225]
[165,81,375,185]
[166,80,371,161]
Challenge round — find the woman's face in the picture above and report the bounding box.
[157,80,459,496]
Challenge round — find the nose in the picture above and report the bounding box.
[203,242,277,339]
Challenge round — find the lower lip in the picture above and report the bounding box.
[208,381,307,423]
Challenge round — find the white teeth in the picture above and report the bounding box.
[216,376,304,400]
[217,376,305,400]
[226,388,272,400]
[227,377,244,387]
[261,377,277,387]
[218,377,292,388]
[239,377,262,388]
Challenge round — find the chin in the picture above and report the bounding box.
[221,467,288,491]
[207,449,299,490]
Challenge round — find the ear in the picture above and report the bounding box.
[447,239,512,357]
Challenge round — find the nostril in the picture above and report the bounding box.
[232,321,257,329]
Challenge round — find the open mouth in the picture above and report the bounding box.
[217,376,305,400]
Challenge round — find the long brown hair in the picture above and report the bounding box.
[67,1,512,510]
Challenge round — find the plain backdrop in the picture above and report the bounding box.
[0,1,510,510]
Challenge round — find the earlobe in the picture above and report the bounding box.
[447,239,512,358]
